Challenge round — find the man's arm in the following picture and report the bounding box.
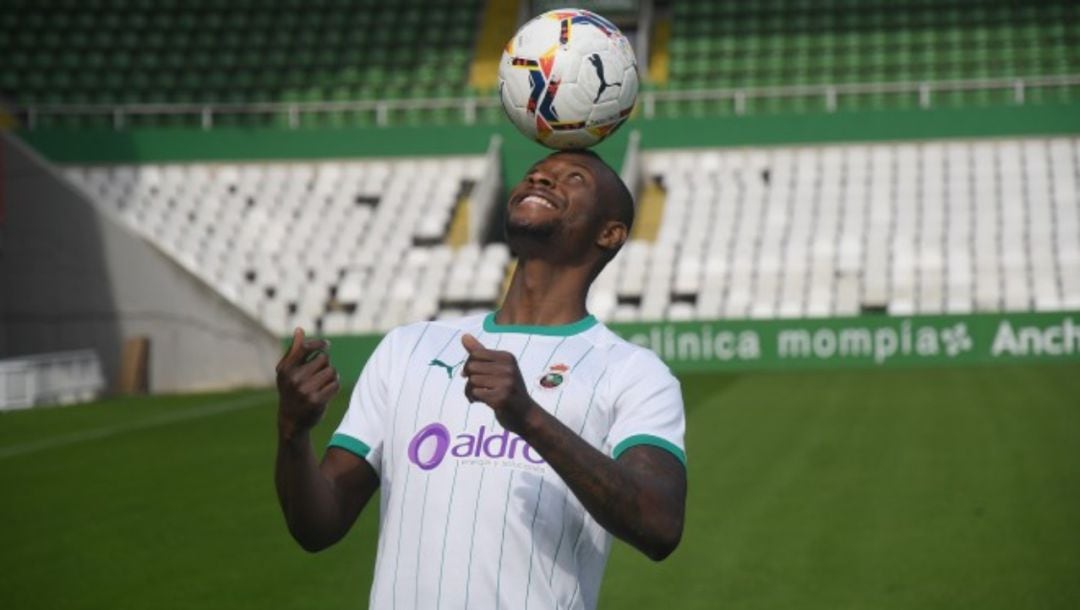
[517,406,686,561]
[275,328,380,553]
[461,334,686,561]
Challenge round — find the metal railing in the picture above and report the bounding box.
[15,74,1080,131]
[638,73,1080,117]
[21,95,507,131]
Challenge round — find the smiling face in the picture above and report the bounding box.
[505,150,632,269]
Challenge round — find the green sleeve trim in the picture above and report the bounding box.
[328,433,372,459]
[612,434,687,466]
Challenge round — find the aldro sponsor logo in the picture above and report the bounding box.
[407,422,544,471]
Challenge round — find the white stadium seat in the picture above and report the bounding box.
[64,137,1080,331]
[66,155,490,333]
[636,137,1079,321]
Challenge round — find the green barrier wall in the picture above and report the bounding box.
[18,102,1080,205]
[20,103,1080,164]
[16,119,631,201]
[615,311,1080,372]
[315,311,1080,385]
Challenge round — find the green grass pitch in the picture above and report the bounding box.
[1,363,1078,609]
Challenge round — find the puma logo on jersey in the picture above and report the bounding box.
[428,358,463,379]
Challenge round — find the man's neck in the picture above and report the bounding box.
[496,256,592,326]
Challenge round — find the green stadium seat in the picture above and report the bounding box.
[0,71,20,93]
[5,0,1075,130]
[660,0,1079,116]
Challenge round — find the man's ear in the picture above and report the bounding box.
[596,220,628,253]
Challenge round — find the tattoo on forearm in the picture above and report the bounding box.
[525,407,686,559]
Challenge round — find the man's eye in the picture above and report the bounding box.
[567,172,584,183]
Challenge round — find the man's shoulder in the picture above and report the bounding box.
[581,323,680,403]
[587,321,671,371]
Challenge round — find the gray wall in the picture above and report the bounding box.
[0,133,280,392]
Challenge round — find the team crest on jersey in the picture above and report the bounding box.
[539,363,569,389]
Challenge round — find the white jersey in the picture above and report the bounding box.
[330,312,686,610]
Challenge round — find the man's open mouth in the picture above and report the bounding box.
[518,193,559,210]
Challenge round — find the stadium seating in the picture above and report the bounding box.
[5,0,1076,128]
[64,156,511,335]
[659,0,1080,115]
[64,136,1079,332]
[1,0,487,128]
[588,136,1080,321]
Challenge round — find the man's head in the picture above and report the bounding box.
[505,149,634,273]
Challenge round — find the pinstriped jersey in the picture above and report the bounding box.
[329,312,686,610]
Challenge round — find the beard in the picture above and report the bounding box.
[505,214,559,242]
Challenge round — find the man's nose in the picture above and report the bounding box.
[528,171,555,187]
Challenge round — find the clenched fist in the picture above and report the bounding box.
[461,333,537,434]
[276,327,340,440]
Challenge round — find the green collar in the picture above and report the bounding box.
[482,311,599,336]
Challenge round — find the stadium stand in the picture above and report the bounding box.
[589,136,1080,322]
[4,0,1076,129]
[5,0,1079,340]
[0,0,487,128]
[657,0,1080,115]
[61,135,1080,333]
[63,156,511,335]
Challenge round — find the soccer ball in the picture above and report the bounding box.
[498,9,638,150]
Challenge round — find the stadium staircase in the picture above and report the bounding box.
[468,0,521,92]
[646,12,670,86]
[630,178,664,242]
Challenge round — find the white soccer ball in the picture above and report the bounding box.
[498,9,638,150]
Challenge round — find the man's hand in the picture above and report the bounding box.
[461,332,686,561]
[461,333,536,434]
[274,328,376,553]
[276,327,340,441]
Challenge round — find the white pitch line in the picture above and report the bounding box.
[0,393,273,460]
